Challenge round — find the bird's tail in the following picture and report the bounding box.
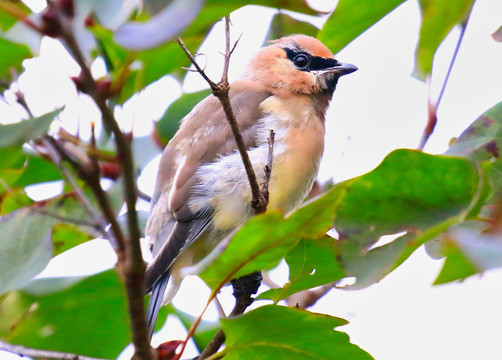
[146,272,170,339]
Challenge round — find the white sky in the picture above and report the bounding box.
[2,0,502,359]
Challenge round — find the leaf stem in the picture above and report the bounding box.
[418,3,474,150]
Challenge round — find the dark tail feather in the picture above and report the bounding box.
[146,273,170,339]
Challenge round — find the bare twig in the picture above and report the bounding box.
[260,130,275,204]
[30,206,99,229]
[418,5,473,150]
[198,272,262,359]
[176,17,268,214]
[15,91,33,117]
[40,137,111,239]
[137,188,152,202]
[0,341,108,360]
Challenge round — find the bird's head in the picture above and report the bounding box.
[246,34,357,95]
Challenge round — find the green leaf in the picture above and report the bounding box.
[12,153,62,189]
[0,2,31,32]
[433,222,502,284]
[220,305,374,360]
[335,150,478,241]
[331,149,481,288]
[0,208,54,296]
[0,108,63,147]
[0,192,104,295]
[0,149,63,196]
[318,0,406,53]
[157,304,219,352]
[258,236,345,303]
[0,147,26,193]
[414,0,474,80]
[155,89,211,146]
[51,224,93,257]
[0,189,33,215]
[446,101,502,161]
[444,102,502,219]
[433,238,478,285]
[265,12,318,42]
[0,37,31,78]
[0,270,130,359]
[199,189,340,290]
[339,232,417,289]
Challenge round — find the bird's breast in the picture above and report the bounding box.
[190,94,326,231]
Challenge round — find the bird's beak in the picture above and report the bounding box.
[323,62,358,76]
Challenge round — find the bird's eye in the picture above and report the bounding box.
[293,54,309,69]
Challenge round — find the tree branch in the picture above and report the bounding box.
[198,272,262,359]
[0,341,108,360]
[176,17,269,214]
[38,6,153,359]
[29,206,100,230]
[40,136,112,240]
[259,130,275,205]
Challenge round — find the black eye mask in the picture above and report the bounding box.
[283,47,341,72]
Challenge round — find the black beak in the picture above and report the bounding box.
[324,62,358,76]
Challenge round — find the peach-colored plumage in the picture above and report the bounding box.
[145,34,357,337]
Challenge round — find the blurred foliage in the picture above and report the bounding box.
[155,89,211,146]
[0,0,501,359]
[319,0,406,53]
[414,0,474,79]
[0,270,130,358]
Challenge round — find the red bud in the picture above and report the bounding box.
[84,15,95,27]
[58,0,74,18]
[99,163,121,180]
[70,73,86,93]
[41,8,62,38]
[156,340,183,360]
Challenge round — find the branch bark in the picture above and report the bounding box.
[36,6,153,359]
[198,272,263,359]
[176,17,269,214]
[174,18,273,359]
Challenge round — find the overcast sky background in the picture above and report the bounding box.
[2,0,502,359]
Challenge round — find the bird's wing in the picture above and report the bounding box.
[145,83,271,290]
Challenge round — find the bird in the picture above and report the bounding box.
[144,34,357,336]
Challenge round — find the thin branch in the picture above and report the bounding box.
[137,188,152,202]
[0,341,108,360]
[15,90,33,117]
[198,272,262,360]
[260,130,275,204]
[177,17,268,214]
[176,39,215,86]
[418,5,473,150]
[40,137,111,239]
[29,206,100,229]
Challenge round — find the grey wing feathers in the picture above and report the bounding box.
[146,273,169,337]
[145,208,213,338]
[144,207,213,293]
